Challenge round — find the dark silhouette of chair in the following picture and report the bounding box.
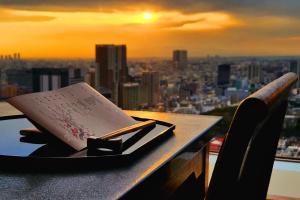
[206,72,298,200]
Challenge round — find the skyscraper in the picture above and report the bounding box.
[173,50,188,69]
[290,60,300,88]
[217,64,231,87]
[95,44,128,105]
[248,63,262,84]
[140,71,160,107]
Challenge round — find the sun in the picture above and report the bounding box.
[143,12,153,20]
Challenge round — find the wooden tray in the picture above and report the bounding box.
[0,115,175,171]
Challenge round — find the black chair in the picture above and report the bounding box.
[206,72,298,200]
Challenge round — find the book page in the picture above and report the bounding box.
[7,83,136,151]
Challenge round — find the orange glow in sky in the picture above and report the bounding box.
[143,12,153,20]
[0,5,299,58]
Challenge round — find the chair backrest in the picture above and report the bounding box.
[206,72,298,200]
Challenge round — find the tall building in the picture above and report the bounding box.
[290,60,300,88]
[95,44,128,105]
[173,50,188,69]
[248,63,262,84]
[217,64,231,87]
[121,83,140,110]
[140,71,160,107]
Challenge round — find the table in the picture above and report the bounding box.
[0,110,222,200]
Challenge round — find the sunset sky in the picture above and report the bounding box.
[1,0,300,58]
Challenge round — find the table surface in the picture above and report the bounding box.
[0,105,222,200]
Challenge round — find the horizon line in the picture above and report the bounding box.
[7,54,300,60]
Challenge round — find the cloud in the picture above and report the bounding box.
[115,11,241,32]
[1,0,300,18]
[122,18,206,30]
[155,12,241,30]
[157,18,206,28]
[289,36,300,41]
[281,36,300,42]
[1,0,300,57]
[0,9,55,22]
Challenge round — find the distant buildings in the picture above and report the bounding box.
[6,68,32,92]
[289,60,300,88]
[178,79,198,100]
[94,44,160,109]
[224,87,249,104]
[68,67,85,85]
[140,71,160,107]
[173,50,188,69]
[95,44,128,106]
[121,83,140,110]
[1,62,32,99]
[0,85,18,98]
[0,53,21,60]
[32,68,68,92]
[32,67,85,92]
[0,57,90,98]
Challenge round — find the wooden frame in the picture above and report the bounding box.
[206,72,298,200]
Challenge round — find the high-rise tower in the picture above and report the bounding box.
[217,64,231,87]
[173,50,188,70]
[95,44,128,105]
[140,71,160,107]
[248,63,262,85]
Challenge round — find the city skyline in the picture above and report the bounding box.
[1,1,300,58]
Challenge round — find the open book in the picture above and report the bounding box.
[7,83,137,151]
